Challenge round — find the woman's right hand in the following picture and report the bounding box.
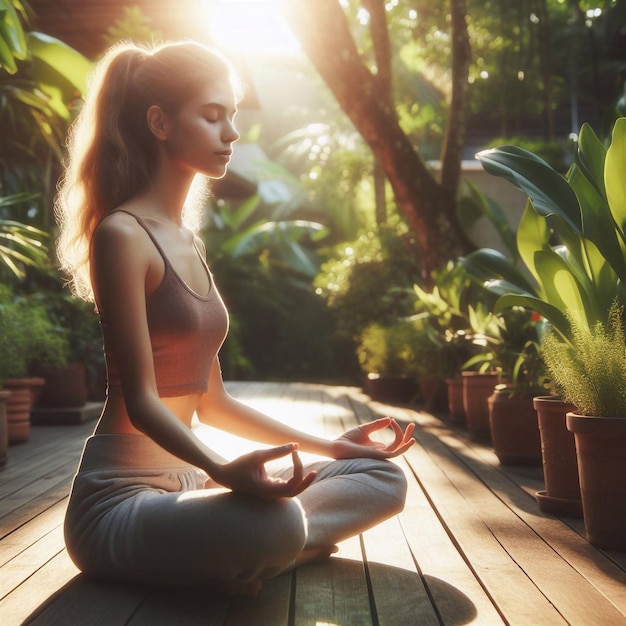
[213,443,316,500]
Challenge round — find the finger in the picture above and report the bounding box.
[385,419,404,450]
[258,443,297,463]
[358,417,391,436]
[265,470,317,499]
[290,450,303,482]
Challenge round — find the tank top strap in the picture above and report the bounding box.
[110,209,171,268]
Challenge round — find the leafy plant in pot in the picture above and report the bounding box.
[0,286,69,444]
[410,261,476,421]
[357,320,420,404]
[484,308,549,466]
[463,118,626,513]
[29,290,103,408]
[542,303,626,550]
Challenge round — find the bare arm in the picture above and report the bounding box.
[197,358,415,459]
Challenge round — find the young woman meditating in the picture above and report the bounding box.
[56,40,414,595]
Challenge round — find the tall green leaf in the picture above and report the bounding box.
[477,145,583,234]
[605,118,626,237]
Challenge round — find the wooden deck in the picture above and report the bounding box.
[1,381,626,625]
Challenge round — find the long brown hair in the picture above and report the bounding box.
[56,41,239,301]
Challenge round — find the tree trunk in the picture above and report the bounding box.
[281,0,473,283]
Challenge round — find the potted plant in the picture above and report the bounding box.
[462,118,626,511]
[410,261,476,422]
[485,308,549,466]
[357,320,420,404]
[533,394,581,517]
[542,303,626,551]
[0,286,68,444]
[29,290,102,409]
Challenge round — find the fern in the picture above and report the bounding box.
[542,303,626,417]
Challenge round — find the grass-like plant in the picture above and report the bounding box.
[541,302,626,417]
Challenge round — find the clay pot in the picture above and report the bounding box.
[567,413,626,551]
[488,388,542,466]
[32,361,88,409]
[420,377,448,413]
[364,374,419,404]
[446,377,465,423]
[0,389,11,466]
[534,396,582,518]
[462,371,499,440]
[4,377,45,445]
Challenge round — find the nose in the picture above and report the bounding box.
[223,119,240,144]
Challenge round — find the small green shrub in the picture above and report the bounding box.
[357,321,421,377]
[0,285,68,384]
[542,303,626,417]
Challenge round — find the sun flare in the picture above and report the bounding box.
[209,0,300,54]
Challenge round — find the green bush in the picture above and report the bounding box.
[0,285,69,384]
[357,321,422,377]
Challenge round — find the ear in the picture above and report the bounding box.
[146,105,170,141]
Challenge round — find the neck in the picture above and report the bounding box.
[137,154,196,226]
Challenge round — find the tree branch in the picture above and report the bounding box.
[362,0,392,98]
[440,0,471,196]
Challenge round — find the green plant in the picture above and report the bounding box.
[0,285,68,384]
[0,192,48,279]
[356,321,422,378]
[542,302,626,417]
[462,118,626,341]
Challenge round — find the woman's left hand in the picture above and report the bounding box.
[331,417,415,460]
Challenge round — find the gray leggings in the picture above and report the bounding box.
[64,434,407,586]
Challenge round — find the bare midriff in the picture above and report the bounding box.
[94,389,202,435]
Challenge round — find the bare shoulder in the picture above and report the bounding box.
[92,211,151,259]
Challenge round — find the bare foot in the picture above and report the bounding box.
[294,545,339,568]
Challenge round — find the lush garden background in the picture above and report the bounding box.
[1,0,625,388]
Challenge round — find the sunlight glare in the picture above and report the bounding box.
[210,0,300,54]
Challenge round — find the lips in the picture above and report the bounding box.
[215,150,232,157]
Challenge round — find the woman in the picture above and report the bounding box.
[57,41,414,595]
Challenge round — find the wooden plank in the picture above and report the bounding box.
[346,391,506,624]
[28,576,148,626]
[0,459,77,524]
[0,499,66,567]
[408,408,626,620]
[0,524,66,600]
[0,550,78,625]
[399,460,505,625]
[224,573,292,626]
[387,423,566,623]
[361,512,440,626]
[129,586,230,626]
[294,534,373,626]
[0,479,70,538]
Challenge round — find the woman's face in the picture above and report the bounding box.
[163,78,240,179]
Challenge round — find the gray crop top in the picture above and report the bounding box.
[100,211,229,397]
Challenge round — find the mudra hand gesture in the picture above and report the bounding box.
[332,417,415,460]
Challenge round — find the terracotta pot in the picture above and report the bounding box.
[488,389,542,466]
[0,389,11,467]
[567,413,626,551]
[420,377,448,413]
[32,361,88,409]
[4,377,45,445]
[533,396,582,518]
[446,377,465,423]
[462,372,498,440]
[364,374,419,404]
